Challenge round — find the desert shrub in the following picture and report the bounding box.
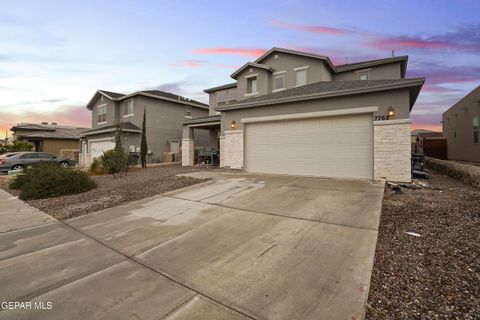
[88,157,104,175]
[10,163,96,200]
[9,172,32,190]
[9,140,34,152]
[426,157,480,189]
[100,149,128,176]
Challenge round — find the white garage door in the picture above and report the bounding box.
[90,140,115,162]
[244,114,373,179]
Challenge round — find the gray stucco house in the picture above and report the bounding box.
[183,47,424,182]
[80,89,209,167]
[442,85,480,162]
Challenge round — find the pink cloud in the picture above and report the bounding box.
[271,20,352,35]
[0,105,91,138]
[214,63,241,69]
[192,47,267,58]
[408,63,480,85]
[367,24,480,53]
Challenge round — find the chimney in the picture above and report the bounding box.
[41,122,48,125]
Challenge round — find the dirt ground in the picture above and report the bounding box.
[366,171,480,319]
[0,165,212,220]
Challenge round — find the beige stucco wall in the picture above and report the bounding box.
[333,62,402,81]
[236,67,271,100]
[43,139,80,157]
[442,85,480,162]
[374,120,412,182]
[221,88,411,135]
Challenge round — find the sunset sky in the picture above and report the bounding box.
[1,0,479,138]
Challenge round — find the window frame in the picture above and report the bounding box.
[356,68,371,81]
[185,106,192,119]
[124,99,134,117]
[272,71,286,92]
[473,115,479,144]
[97,104,107,124]
[246,75,258,95]
[294,67,308,87]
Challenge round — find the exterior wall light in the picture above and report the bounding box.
[230,121,236,129]
[388,106,395,117]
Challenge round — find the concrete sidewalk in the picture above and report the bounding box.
[0,172,384,320]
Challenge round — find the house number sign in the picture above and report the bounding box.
[374,115,391,121]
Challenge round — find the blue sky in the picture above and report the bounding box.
[1,0,479,135]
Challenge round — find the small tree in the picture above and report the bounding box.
[101,126,128,178]
[9,140,34,152]
[140,108,148,168]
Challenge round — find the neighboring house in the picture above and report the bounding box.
[10,123,88,158]
[183,47,424,182]
[442,85,480,163]
[80,89,209,167]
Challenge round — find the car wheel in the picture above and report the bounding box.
[60,161,70,168]
[12,164,24,171]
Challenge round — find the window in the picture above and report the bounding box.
[227,88,237,101]
[217,91,227,106]
[37,153,54,159]
[454,126,457,138]
[473,116,479,144]
[185,106,192,119]
[247,77,257,94]
[357,71,369,80]
[20,153,38,159]
[273,73,285,91]
[295,69,307,86]
[97,105,107,123]
[124,100,134,116]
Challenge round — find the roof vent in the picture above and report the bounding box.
[52,122,57,125]
[41,122,48,125]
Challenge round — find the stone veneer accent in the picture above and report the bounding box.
[224,130,243,169]
[374,119,411,182]
[219,136,225,168]
[181,138,194,166]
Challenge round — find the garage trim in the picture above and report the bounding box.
[241,106,378,124]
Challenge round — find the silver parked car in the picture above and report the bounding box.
[0,152,75,174]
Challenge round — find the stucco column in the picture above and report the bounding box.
[182,126,194,166]
[219,136,225,168]
[374,119,411,182]
[224,130,243,169]
[182,139,194,166]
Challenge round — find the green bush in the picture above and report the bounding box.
[9,172,32,190]
[10,164,97,200]
[100,149,128,176]
[88,157,104,175]
[9,140,34,152]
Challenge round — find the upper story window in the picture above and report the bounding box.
[246,76,258,94]
[227,88,237,102]
[273,72,285,92]
[357,70,370,80]
[295,67,308,87]
[185,106,192,119]
[473,115,479,144]
[217,91,227,106]
[124,99,134,117]
[97,104,107,123]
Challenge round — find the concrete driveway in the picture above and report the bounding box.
[0,172,384,320]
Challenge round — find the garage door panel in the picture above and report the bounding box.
[245,114,373,179]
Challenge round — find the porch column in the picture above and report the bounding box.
[182,126,194,166]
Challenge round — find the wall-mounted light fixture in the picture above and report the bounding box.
[388,106,395,117]
[230,121,236,129]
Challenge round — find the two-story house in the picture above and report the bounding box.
[80,89,209,167]
[182,47,425,182]
[442,85,480,162]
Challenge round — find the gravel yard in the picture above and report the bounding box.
[0,165,211,220]
[366,171,480,319]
